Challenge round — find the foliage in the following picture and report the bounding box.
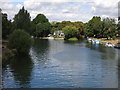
[51,21,85,39]
[62,25,78,40]
[33,14,48,24]
[73,21,85,39]
[85,16,117,39]
[2,13,13,39]
[13,7,32,34]
[85,16,102,38]
[68,37,78,41]
[35,22,51,37]
[8,29,33,54]
[102,18,117,39]
[32,14,51,37]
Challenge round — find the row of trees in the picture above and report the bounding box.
[2,7,51,40]
[85,16,118,39]
[2,7,51,54]
[51,21,84,40]
[51,17,119,40]
[2,7,119,40]
[2,7,120,54]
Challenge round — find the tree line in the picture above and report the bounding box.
[2,7,120,54]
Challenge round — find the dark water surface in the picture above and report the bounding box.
[2,39,120,88]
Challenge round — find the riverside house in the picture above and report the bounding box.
[53,30,64,37]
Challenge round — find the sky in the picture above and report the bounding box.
[0,0,119,23]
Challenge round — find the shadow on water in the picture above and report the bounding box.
[32,39,49,54]
[30,39,50,66]
[2,39,119,88]
[3,54,33,88]
[64,39,86,44]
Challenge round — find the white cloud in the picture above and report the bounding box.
[89,0,119,20]
[0,0,119,22]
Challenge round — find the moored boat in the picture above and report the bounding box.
[105,42,114,47]
[114,44,120,49]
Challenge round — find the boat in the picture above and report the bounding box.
[105,42,114,47]
[114,44,120,49]
[94,40,100,44]
[92,39,99,44]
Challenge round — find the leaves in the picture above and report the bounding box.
[8,29,33,54]
[32,14,51,37]
[13,7,31,34]
[62,25,78,40]
[2,13,13,39]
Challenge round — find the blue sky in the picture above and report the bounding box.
[0,0,119,22]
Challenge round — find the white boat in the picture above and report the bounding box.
[105,42,114,47]
[114,44,120,49]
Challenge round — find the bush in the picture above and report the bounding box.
[62,25,78,40]
[8,29,33,54]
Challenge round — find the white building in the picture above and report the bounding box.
[53,30,64,37]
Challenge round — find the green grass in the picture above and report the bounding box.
[68,37,78,41]
[54,37,64,39]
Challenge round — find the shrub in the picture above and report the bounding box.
[62,25,78,40]
[8,29,33,54]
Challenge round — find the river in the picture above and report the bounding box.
[2,39,120,88]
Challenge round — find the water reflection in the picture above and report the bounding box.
[85,42,117,60]
[3,55,33,88]
[2,39,119,88]
[30,39,50,66]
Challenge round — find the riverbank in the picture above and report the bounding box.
[68,37,78,41]
[34,37,64,40]
[2,40,16,65]
[91,38,120,45]
[88,37,120,48]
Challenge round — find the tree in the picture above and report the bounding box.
[117,16,120,37]
[32,14,51,37]
[62,25,78,40]
[102,18,117,39]
[8,29,33,54]
[13,7,32,34]
[35,22,51,37]
[73,21,85,39]
[85,16,102,38]
[32,14,48,24]
[2,13,13,39]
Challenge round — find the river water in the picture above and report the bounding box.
[2,39,120,88]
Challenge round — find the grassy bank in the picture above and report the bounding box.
[54,37,64,40]
[68,37,78,41]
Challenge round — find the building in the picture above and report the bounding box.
[53,30,64,37]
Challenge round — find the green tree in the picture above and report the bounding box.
[8,29,33,54]
[35,22,51,37]
[117,16,120,37]
[85,16,102,38]
[62,25,78,40]
[102,18,117,39]
[13,7,32,34]
[32,14,51,37]
[73,21,85,39]
[2,13,13,39]
[33,14,48,24]
[51,21,62,34]
[61,21,72,28]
